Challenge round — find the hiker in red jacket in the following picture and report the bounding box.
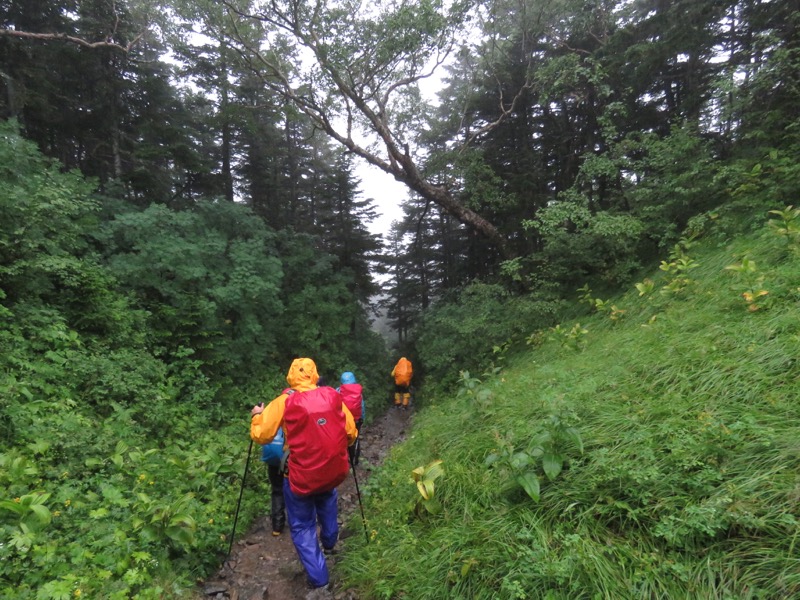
[391,357,413,408]
[250,358,357,596]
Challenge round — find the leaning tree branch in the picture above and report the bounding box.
[219,1,515,257]
[0,28,145,53]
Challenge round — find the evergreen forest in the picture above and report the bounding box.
[1,0,798,598]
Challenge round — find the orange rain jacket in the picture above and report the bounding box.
[251,358,357,448]
[392,357,413,386]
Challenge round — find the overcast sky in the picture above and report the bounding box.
[357,160,408,237]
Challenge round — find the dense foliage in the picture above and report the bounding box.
[386,0,800,350]
[0,120,388,597]
[2,0,799,597]
[340,203,800,598]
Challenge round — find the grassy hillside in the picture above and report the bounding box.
[339,210,800,599]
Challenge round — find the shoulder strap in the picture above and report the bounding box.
[278,388,295,473]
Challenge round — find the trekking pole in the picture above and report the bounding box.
[349,454,370,544]
[227,438,253,560]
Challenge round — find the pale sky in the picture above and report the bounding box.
[357,159,408,237]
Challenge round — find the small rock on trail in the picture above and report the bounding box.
[196,405,413,600]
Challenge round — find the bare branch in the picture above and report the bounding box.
[0,28,145,53]
[459,76,532,151]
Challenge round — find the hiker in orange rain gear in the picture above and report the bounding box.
[391,357,413,408]
[250,358,358,593]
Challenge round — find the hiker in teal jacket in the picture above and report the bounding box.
[338,371,365,466]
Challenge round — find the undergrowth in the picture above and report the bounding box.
[339,211,800,599]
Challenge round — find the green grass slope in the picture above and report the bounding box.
[340,216,800,599]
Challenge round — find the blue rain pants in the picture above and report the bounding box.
[283,478,339,588]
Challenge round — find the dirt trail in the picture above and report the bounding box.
[198,406,413,600]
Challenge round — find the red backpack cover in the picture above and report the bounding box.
[338,383,363,421]
[283,386,349,496]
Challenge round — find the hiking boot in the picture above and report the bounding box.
[323,546,337,556]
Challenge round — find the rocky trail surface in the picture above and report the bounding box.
[197,405,413,600]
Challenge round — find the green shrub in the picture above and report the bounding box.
[415,282,563,393]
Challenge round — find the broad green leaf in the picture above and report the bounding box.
[511,452,531,469]
[476,389,493,404]
[516,472,540,501]
[531,431,552,446]
[542,452,564,481]
[564,427,584,453]
[0,500,25,515]
[28,503,51,526]
[422,498,442,515]
[169,514,196,529]
[21,492,50,507]
[424,480,436,499]
[140,525,159,542]
[424,460,445,480]
[484,453,501,466]
[416,480,430,500]
[166,526,195,545]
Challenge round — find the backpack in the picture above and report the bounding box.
[338,383,363,422]
[394,358,413,386]
[283,386,349,496]
[260,427,285,467]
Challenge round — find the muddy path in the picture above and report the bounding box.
[197,405,414,600]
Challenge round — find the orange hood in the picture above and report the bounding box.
[286,358,319,392]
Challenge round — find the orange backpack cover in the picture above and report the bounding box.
[393,358,413,386]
